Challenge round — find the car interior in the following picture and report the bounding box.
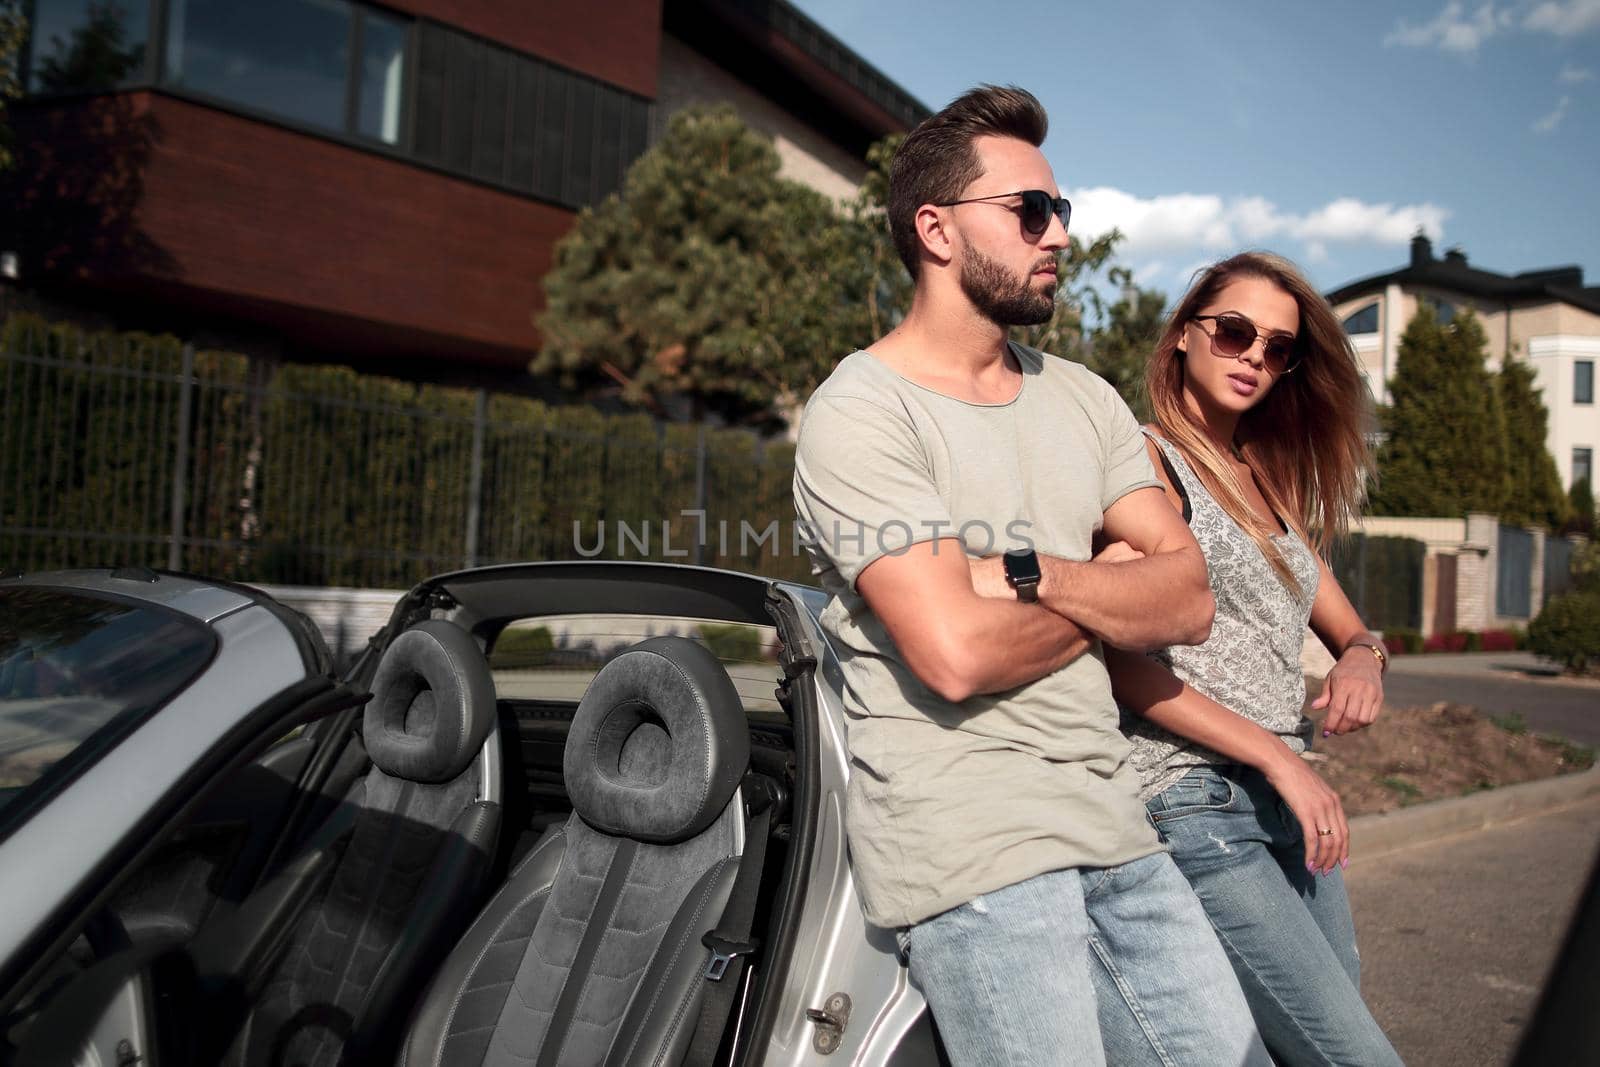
[1,564,812,1067]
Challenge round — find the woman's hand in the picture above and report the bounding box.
[1313,645,1384,736]
[1262,750,1349,874]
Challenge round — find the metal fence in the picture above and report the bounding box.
[0,342,812,588]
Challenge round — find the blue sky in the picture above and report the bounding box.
[790,0,1599,300]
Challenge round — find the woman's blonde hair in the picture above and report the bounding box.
[1146,251,1372,589]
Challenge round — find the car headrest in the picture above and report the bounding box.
[364,620,496,784]
[564,636,750,844]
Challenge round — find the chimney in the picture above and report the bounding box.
[1444,248,1467,267]
[1410,233,1433,267]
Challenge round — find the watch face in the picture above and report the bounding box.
[1004,549,1042,585]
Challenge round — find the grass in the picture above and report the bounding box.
[1490,712,1529,735]
[1553,740,1597,771]
[1377,775,1424,804]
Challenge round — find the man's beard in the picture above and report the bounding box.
[959,246,1057,327]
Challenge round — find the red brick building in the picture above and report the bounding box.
[8,0,924,383]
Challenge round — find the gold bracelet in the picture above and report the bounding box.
[1346,639,1387,674]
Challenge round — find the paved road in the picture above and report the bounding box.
[1347,792,1600,1067]
[1379,652,1600,747]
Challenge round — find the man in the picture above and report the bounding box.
[793,85,1270,1066]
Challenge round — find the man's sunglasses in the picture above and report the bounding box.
[936,189,1072,238]
[1191,313,1301,375]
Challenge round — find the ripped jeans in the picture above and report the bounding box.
[1148,765,1405,1067]
[898,851,1270,1067]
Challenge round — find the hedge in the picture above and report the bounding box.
[1,313,808,587]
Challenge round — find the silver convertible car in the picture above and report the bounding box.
[0,562,943,1067]
[1,564,1593,1067]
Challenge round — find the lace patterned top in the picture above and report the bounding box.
[1121,432,1322,801]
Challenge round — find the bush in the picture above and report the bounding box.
[1479,629,1518,652]
[1382,628,1423,655]
[1423,631,1471,653]
[698,623,765,664]
[1508,625,1530,651]
[490,625,556,669]
[1463,630,1484,652]
[1528,592,1600,673]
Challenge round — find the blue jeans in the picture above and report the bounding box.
[899,852,1270,1067]
[1148,765,1405,1067]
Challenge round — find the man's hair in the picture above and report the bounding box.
[887,85,1049,277]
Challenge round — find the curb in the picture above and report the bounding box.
[1350,765,1600,863]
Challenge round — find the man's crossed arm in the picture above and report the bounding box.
[856,486,1213,704]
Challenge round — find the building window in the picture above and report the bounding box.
[1422,295,1456,326]
[1577,360,1594,405]
[164,0,406,144]
[1576,447,1594,489]
[25,0,151,92]
[411,23,649,210]
[22,0,650,210]
[1342,303,1379,335]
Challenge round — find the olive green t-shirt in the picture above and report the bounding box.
[792,343,1165,929]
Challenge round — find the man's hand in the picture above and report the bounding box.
[1092,540,1144,565]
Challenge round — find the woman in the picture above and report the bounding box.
[1104,251,1404,1066]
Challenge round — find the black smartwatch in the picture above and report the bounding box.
[1002,549,1041,603]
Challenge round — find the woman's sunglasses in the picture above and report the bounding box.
[936,189,1072,239]
[1191,313,1301,375]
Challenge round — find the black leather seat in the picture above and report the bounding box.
[195,619,503,1067]
[399,635,752,1067]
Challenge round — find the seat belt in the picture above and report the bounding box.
[683,787,773,1067]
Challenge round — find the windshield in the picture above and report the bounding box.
[0,587,218,830]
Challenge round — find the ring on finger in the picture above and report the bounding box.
[1317,827,1336,837]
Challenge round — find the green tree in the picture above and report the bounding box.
[534,105,872,424]
[0,0,23,172]
[1081,268,1167,421]
[1497,359,1568,528]
[1370,305,1509,516]
[1566,477,1595,537]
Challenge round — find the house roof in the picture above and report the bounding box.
[664,0,930,154]
[1327,236,1600,317]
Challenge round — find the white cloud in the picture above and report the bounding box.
[1384,2,1508,53]
[1067,187,1448,268]
[1524,0,1600,35]
[1533,95,1573,131]
[1560,64,1596,81]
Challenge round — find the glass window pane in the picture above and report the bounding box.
[1341,303,1378,335]
[1576,448,1594,488]
[488,614,782,718]
[27,0,149,92]
[357,10,406,145]
[166,0,352,134]
[1575,360,1594,405]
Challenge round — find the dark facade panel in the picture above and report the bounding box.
[379,0,663,98]
[118,94,576,364]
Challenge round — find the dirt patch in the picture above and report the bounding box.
[1307,701,1596,817]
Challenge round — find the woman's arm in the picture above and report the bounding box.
[1307,557,1386,736]
[1105,645,1349,873]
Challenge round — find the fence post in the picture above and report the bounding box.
[168,343,194,571]
[464,389,487,568]
[692,424,707,566]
